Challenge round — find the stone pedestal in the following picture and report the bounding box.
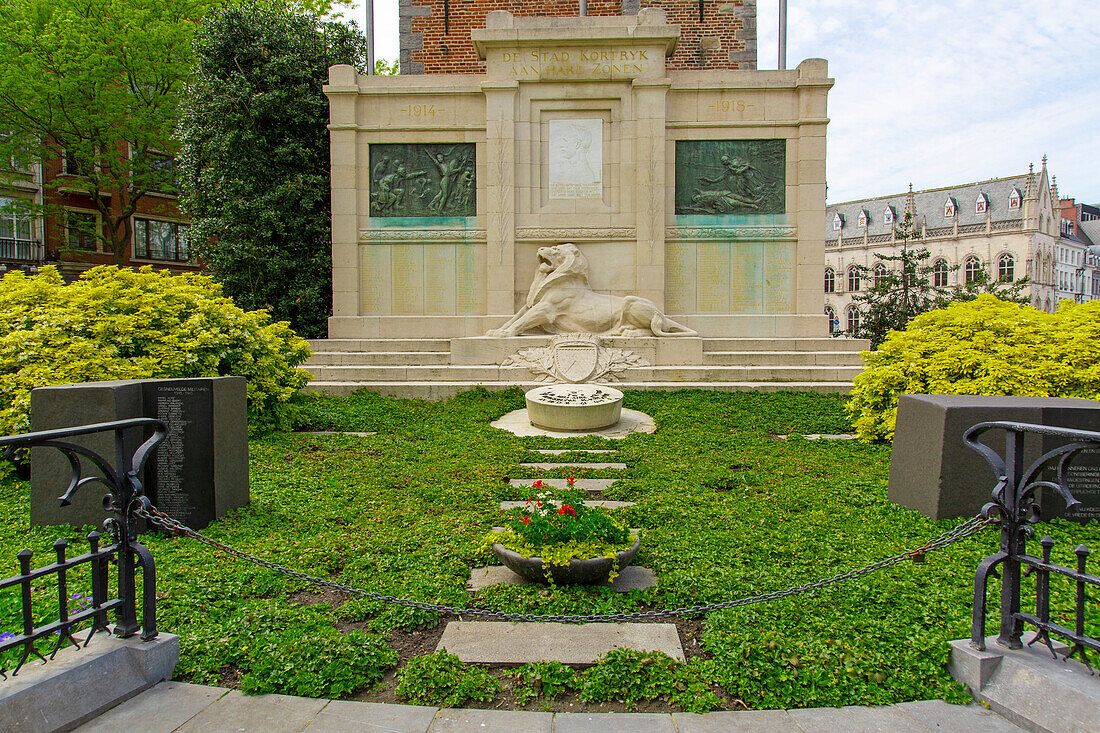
[30,377,249,531]
[888,394,1100,521]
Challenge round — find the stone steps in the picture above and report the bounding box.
[305,351,451,366]
[535,449,617,455]
[305,338,452,353]
[303,364,864,382]
[303,380,856,399]
[519,462,627,470]
[436,622,684,665]
[499,500,634,510]
[702,336,868,351]
[702,350,865,366]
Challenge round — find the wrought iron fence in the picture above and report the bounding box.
[964,421,1100,670]
[0,419,166,677]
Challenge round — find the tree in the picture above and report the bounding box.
[178,3,367,338]
[0,0,216,263]
[849,212,950,347]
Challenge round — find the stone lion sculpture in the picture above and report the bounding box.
[487,243,697,337]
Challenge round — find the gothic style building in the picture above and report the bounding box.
[823,161,1067,333]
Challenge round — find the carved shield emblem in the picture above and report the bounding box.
[552,341,599,383]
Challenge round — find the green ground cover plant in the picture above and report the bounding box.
[1,389,1097,710]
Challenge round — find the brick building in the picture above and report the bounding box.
[400,0,757,74]
[0,146,195,280]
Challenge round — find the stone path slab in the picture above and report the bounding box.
[509,478,616,492]
[301,700,436,733]
[786,704,930,733]
[896,701,1028,732]
[499,500,635,510]
[74,682,227,733]
[555,712,676,733]
[519,462,627,470]
[492,408,656,438]
[467,565,656,592]
[296,430,377,437]
[175,690,327,733]
[535,449,617,455]
[437,621,683,665]
[429,709,553,733]
[673,709,804,732]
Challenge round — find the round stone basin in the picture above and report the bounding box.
[525,384,623,431]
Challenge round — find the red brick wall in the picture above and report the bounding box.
[407,1,753,74]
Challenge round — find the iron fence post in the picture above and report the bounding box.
[997,427,1026,649]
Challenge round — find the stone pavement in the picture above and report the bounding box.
[74,682,1027,732]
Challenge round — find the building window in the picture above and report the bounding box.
[883,206,895,225]
[848,266,861,292]
[824,267,835,293]
[140,151,178,194]
[66,211,98,251]
[998,253,1014,281]
[965,256,982,284]
[0,197,32,241]
[933,259,949,287]
[133,218,189,261]
[832,213,844,231]
[858,209,868,228]
[63,149,90,176]
[824,306,837,334]
[976,193,988,214]
[944,198,957,218]
[1009,188,1021,210]
[846,306,860,333]
[873,263,887,288]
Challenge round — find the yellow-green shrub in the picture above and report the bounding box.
[848,295,1100,441]
[0,265,312,438]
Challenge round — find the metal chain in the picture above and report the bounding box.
[137,505,991,623]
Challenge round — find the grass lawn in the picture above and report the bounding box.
[2,389,1097,711]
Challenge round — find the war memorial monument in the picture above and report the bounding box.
[314,10,868,397]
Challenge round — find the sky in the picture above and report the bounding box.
[342,1,1100,205]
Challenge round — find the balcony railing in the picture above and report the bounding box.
[0,237,43,263]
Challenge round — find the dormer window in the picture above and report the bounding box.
[1009,188,1021,210]
[883,206,895,225]
[975,193,988,214]
[832,212,844,231]
[857,209,869,228]
[944,198,957,218]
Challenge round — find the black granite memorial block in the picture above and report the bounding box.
[29,377,248,531]
[888,394,1100,521]
[30,380,145,529]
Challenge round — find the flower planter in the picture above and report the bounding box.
[491,533,640,585]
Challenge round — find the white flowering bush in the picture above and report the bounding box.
[0,265,311,439]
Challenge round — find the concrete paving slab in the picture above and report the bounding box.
[302,700,437,732]
[519,462,627,470]
[492,408,656,438]
[175,690,328,733]
[427,708,552,733]
[296,431,377,437]
[436,621,683,665]
[499,500,634,510]
[554,712,676,732]
[673,710,803,732]
[74,682,227,733]
[509,478,616,492]
[467,565,656,592]
[895,701,1025,732]
[774,433,858,441]
[535,449,617,455]
[787,704,928,732]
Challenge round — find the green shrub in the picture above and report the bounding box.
[0,265,311,439]
[396,649,501,707]
[576,648,721,713]
[512,661,577,705]
[848,295,1100,441]
[242,626,396,697]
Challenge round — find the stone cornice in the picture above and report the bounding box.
[359,228,487,244]
[666,225,797,241]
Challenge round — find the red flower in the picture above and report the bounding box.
[532,479,544,489]
[567,475,575,487]
[557,504,576,517]
[522,516,531,524]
